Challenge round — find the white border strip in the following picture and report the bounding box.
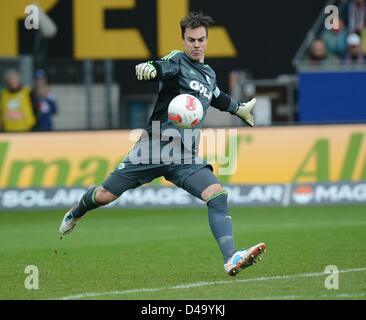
[254,292,366,300]
[51,267,366,300]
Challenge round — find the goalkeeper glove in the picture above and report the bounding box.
[135,61,157,80]
[235,98,256,127]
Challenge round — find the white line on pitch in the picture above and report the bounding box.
[252,292,366,300]
[52,267,366,300]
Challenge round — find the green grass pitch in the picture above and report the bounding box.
[0,205,365,300]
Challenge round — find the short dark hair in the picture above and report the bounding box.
[180,12,214,39]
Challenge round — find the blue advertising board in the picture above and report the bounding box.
[299,70,366,123]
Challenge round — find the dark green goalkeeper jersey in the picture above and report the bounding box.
[145,50,239,133]
[134,50,240,162]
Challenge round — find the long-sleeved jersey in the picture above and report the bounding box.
[133,50,240,164]
[146,50,239,133]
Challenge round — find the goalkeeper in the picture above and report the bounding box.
[60,12,266,276]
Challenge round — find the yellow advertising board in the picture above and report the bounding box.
[0,124,365,188]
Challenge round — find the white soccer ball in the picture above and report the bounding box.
[168,94,203,129]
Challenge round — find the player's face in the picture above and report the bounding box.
[182,26,208,63]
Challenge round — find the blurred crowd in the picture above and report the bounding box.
[304,0,366,66]
[0,69,58,132]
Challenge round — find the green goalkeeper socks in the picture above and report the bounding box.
[71,186,101,218]
[207,192,236,262]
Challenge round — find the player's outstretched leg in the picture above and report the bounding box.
[206,191,236,262]
[180,168,267,276]
[224,242,267,276]
[206,190,266,276]
[59,186,116,236]
[59,186,100,235]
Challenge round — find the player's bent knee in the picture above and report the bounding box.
[201,183,224,202]
[95,186,118,205]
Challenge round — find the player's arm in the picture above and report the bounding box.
[211,87,256,127]
[135,50,181,81]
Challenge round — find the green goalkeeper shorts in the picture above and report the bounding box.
[102,160,214,197]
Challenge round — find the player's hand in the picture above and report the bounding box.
[235,98,256,127]
[135,61,157,80]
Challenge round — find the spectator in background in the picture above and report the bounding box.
[0,70,36,132]
[303,39,339,66]
[31,69,58,131]
[345,33,365,64]
[346,0,366,34]
[343,0,366,55]
[321,18,349,59]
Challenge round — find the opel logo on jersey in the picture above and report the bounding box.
[189,80,212,100]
